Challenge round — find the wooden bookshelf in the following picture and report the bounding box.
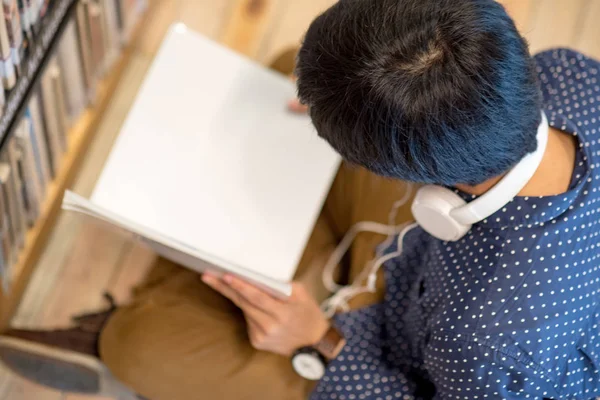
[0,7,153,330]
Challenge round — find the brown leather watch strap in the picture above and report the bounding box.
[314,324,346,361]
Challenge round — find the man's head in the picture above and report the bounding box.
[296,0,541,186]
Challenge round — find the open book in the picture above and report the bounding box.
[62,24,340,297]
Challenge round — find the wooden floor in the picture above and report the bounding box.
[0,0,599,398]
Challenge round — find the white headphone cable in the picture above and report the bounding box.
[320,183,418,317]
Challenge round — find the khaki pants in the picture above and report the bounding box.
[98,50,414,400]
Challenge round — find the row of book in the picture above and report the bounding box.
[0,0,145,113]
[0,0,146,290]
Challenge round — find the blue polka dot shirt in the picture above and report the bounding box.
[312,49,600,400]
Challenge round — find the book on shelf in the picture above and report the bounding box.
[0,0,145,294]
[15,118,43,224]
[26,91,52,184]
[0,0,15,90]
[17,0,32,43]
[62,26,341,297]
[75,0,96,103]
[49,62,69,148]
[99,0,120,71]
[7,138,28,238]
[1,153,24,251]
[56,19,87,125]
[3,0,24,74]
[0,163,13,291]
[39,61,65,176]
[85,0,105,78]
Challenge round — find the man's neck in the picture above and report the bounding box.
[455,127,577,197]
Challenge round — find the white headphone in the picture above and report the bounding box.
[321,112,549,315]
[411,112,549,241]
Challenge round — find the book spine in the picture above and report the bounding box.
[0,0,15,90]
[75,0,96,103]
[0,163,16,265]
[100,0,120,70]
[49,62,69,150]
[8,137,28,239]
[25,0,37,32]
[113,0,124,40]
[2,0,23,73]
[37,0,47,19]
[0,184,11,293]
[39,66,64,176]
[0,235,8,293]
[23,106,48,190]
[85,0,105,78]
[16,0,31,44]
[15,118,42,224]
[56,19,87,122]
[28,90,52,181]
[2,144,25,250]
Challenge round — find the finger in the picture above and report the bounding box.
[223,275,284,315]
[245,316,266,335]
[203,274,275,321]
[202,273,243,305]
[247,319,268,350]
[287,98,309,114]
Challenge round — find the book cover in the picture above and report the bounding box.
[27,91,52,182]
[57,19,87,122]
[75,0,96,103]
[0,0,15,90]
[62,27,341,298]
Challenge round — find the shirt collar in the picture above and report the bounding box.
[454,109,592,229]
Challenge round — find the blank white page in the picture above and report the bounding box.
[91,24,341,283]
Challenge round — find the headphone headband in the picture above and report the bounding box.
[450,112,549,225]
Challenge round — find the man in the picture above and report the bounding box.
[2,0,600,398]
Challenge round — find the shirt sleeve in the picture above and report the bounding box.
[424,334,561,400]
[311,304,421,399]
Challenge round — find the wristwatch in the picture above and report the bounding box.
[291,324,345,380]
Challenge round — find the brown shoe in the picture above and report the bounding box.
[4,293,117,358]
[0,294,140,398]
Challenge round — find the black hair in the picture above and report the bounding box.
[296,0,542,186]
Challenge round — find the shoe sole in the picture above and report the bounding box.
[0,336,137,398]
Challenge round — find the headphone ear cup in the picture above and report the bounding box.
[411,185,472,241]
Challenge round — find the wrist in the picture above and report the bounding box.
[308,318,331,347]
[312,323,346,361]
[291,320,345,381]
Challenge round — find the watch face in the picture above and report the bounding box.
[292,353,326,381]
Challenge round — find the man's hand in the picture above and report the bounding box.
[288,75,309,114]
[202,273,329,357]
[288,98,309,114]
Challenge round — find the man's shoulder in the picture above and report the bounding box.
[534,47,600,72]
[533,48,600,106]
